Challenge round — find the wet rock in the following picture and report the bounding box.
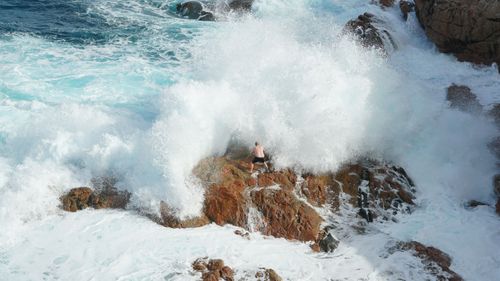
[344,13,397,53]
[202,271,220,281]
[400,0,415,20]
[60,185,130,212]
[234,229,250,239]
[446,84,483,113]
[317,230,340,253]
[207,259,225,272]
[394,241,464,281]
[220,266,234,281]
[192,257,208,272]
[176,1,215,21]
[255,268,282,281]
[496,199,500,215]
[159,201,210,228]
[465,200,489,209]
[379,0,395,7]
[415,0,500,68]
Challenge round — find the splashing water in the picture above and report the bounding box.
[0,0,499,280]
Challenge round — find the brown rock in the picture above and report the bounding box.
[415,0,500,68]
[160,201,209,228]
[396,241,463,281]
[60,184,130,212]
[400,0,415,20]
[344,13,397,53]
[446,84,482,114]
[207,259,225,272]
[220,266,234,281]
[251,187,323,241]
[192,257,208,272]
[202,271,220,281]
[265,269,282,281]
[204,182,247,227]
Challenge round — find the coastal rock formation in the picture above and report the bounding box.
[60,186,130,212]
[61,156,415,249]
[391,241,464,281]
[192,258,281,281]
[344,13,397,53]
[446,84,482,113]
[415,0,500,68]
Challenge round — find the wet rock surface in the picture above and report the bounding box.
[60,183,130,212]
[400,0,415,20]
[176,1,215,21]
[446,84,482,113]
[392,241,464,281]
[344,12,397,53]
[192,258,281,281]
[415,0,500,68]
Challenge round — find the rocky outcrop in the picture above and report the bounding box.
[344,13,397,53]
[415,0,500,68]
[379,0,395,7]
[60,186,130,212]
[400,0,415,20]
[446,84,482,114]
[391,241,464,281]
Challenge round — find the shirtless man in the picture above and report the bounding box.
[250,141,269,173]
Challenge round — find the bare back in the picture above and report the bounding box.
[252,145,265,158]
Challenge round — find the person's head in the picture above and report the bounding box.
[255,141,259,146]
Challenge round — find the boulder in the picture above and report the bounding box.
[176,1,215,21]
[344,13,397,53]
[446,84,483,114]
[255,268,282,281]
[393,241,464,281]
[400,0,415,20]
[415,0,500,68]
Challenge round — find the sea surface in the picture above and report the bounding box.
[1,0,500,280]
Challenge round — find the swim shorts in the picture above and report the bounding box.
[252,157,265,163]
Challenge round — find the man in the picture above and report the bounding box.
[250,141,269,173]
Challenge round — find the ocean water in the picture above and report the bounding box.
[1,0,500,280]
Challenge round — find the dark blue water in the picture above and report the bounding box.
[0,0,150,44]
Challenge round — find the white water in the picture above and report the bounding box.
[1,0,500,280]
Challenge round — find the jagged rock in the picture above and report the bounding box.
[344,13,397,53]
[176,1,215,21]
[234,229,250,239]
[60,185,130,212]
[446,84,483,113]
[489,104,500,127]
[207,259,225,272]
[400,0,415,20]
[394,241,464,281]
[415,0,500,68]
